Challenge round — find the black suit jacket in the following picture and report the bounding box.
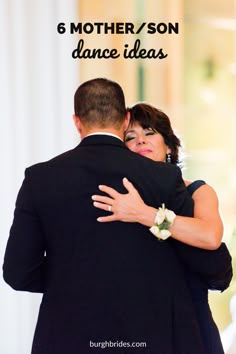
[2,135,231,354]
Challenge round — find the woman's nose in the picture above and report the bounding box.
[136,135,147,145]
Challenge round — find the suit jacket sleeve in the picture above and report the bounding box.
[170,239,232,291]
[167,166,233,291]
[3,168,46,292]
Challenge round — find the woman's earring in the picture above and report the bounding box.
[166,153,172,164]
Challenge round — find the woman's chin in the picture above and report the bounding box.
[137,151,153,159]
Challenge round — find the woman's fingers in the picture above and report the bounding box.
[93,201,112,212]
[91,195,113,205]
[97,179,138,198]
[93,200,118,222]
[92,178,145,223]
[97,215,117,222]
[123,177,138,195]
[98,185,118,198]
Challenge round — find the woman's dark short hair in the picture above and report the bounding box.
[128,103,181,165]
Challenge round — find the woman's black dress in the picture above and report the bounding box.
[186,180,228,354]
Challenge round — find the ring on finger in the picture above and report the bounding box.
[108,205,112,212]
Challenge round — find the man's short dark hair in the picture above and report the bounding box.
[74,78,127,129]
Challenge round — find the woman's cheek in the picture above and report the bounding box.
[126,142,135,152]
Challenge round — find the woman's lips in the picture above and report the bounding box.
[137,149,152,156]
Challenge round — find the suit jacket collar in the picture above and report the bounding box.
[78,134,126,149]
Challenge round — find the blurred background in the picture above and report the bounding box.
[0,1,236,353]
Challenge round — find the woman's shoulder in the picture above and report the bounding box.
[184,180,206,196]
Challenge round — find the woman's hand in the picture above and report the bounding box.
[92,177,156,226]
[92,177,223,249]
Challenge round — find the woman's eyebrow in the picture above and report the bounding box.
[125,130,135,134]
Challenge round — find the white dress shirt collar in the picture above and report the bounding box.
[85,132,123,142]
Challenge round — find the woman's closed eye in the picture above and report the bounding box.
[124,135,135,142]
[145,130,155,136]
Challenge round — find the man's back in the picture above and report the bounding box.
[4,135,204,353]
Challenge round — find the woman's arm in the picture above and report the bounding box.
[92,177,223,250]
[168,183,223,249]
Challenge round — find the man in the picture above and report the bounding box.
[3,78,231,353]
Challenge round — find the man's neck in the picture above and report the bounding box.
[82,128,124,141]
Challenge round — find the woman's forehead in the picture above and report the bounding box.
[127,121,157,132]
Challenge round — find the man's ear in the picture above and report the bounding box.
[124,111,130,131]
[73,115,82,134]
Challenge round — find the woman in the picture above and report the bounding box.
[93,103,222,250]
[92,103,231,353]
